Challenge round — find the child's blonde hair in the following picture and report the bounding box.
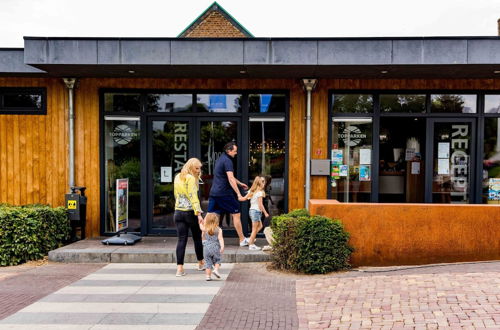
[204,213,220,236]
[246,176,266,199]
[179,158,202,184]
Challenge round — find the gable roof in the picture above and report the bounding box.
[178,2,254,38]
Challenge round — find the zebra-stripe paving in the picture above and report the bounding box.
[0,263,232,330]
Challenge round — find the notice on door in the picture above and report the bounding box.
[161,167,172,183]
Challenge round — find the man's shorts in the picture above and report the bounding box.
[207,195,240,214]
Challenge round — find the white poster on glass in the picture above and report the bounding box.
[437,159,450,175]
[438,142,450,158]
[359,149,371,165]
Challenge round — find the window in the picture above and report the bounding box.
[104,93,141,112]
[146,94,193,112]
[332,94,373,113]
[249,94,286,113]
[380,94,426,113]
[196,94,242,113]
[0,88,46,114]
[430,94,476,113]
[485,95,500,114]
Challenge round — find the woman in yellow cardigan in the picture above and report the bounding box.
[174,158,205,276]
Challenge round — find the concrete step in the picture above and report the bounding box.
[49,237,271,263]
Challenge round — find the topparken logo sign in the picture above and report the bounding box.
[111,124,139,145]
[339,126,366,147]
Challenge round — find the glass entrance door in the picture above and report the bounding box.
[148,117,240,234]
[427,119,476,204]
[197,119,240,230]
[149,118,192,233]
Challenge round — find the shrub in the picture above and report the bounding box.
[271,209,353,274]
[0,204,70,266]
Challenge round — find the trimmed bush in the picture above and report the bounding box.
[0,204,70,266]
[271,209,353,274]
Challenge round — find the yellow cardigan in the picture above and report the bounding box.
[174,174,202,215]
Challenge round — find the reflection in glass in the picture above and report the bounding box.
[4,93,42,110]
[104,93,141,112]
[379,118,425,203]
[483,118,500,203]
[249,119,286,216]
[332,94,373,113]
[380,94,426,113]
[485,95,500,113]
[430,95,476,113]
[196,94,242,113]
[152,121,189,229]
[147,94,192,112]
[432,122,471,204]
[249,94,286,113]
[200,121,238,229]
[331,118,372,202]
[104,118,141,233]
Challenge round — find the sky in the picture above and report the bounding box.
[0,0,499,47]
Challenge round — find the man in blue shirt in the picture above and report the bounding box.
[208,142,249,246]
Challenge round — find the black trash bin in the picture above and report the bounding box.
[65,186,87,241]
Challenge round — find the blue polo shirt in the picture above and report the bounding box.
[209,153,235,197]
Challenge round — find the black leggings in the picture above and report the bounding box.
[174,210,203,265]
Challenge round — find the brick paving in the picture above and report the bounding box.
[296,262,500,329]
[197,263,299,330]
[0,261,104,320]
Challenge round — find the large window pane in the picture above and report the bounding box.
[147,94,192,112]
[4,93,42,110]
[249,119,286,216]
[104,93,141,112]
[104,118,141,233]
[331,118,373,202]
[380,94,426,113]
[249,94,286,113]
[430,94,476,113]
[200,121,238,230]
[332,94,373,113]
[432,122,472,204]
[485,95,500,114]
[483,118,500,204]
[151,120,190,230]
[379,117,425,203]
[196,94,242,113]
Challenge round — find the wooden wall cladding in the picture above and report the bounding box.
[0,77,67,211]
[2,77,500,237]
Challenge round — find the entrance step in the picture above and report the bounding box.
[49,237,271,263]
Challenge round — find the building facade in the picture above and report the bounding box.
[0,4,499,237]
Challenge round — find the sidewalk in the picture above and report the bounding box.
[1,260,499,329]
[49,237,270,263]
[0,263,232,329]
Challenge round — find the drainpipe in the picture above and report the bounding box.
[63,78,77,192]
[302,79,318,210]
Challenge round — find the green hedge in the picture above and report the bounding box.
[271,209,353,274]
[0,204,70,266]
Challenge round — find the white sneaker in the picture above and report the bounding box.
[239,237,249,247]
[213,269,221,278]
[249,244,261,251]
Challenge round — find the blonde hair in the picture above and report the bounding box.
[204,213,220,236]
[179,158,202,184]
[247,176,266,199]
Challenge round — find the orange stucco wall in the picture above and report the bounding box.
[309,200,500,267]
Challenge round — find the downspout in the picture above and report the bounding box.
[302,79,318,210]
[63,78,77,192]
